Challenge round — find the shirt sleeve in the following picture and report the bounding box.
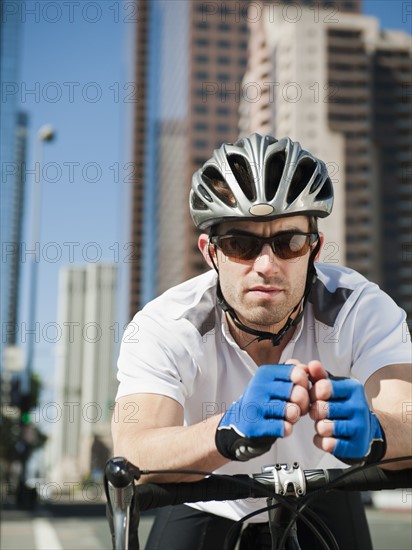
[349,284,411,384]
[115,312,196,406]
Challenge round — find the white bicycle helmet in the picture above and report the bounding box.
[190,133,333,230]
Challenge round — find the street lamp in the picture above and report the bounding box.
[17,124,56,504]
[24,124,56,395]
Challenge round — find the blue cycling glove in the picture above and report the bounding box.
[215,364,294,461]
[327,375,386,465]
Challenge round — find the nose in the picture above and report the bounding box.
[252,243,281,275]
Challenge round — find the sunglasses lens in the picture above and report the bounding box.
[275,234,310,259]
[219,236,259,260]
[215,233,316,261]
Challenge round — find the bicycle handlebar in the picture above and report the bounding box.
[105,457,412,512]
[105,458,411,550]
[132,466,411,511]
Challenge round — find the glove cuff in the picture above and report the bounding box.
[335,411,387,467]
[364,413,387,465]
[215,427,273,462]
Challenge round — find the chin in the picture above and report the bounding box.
[242,311,283,329]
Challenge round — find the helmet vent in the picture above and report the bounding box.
[227,154,256,201]
[309,173,323,194]
[198,184,213,202]
[315,177,333,201]
[202,166,236,206]
[287,157,317,205]
[265,151,286,201]
[191,191,208,211]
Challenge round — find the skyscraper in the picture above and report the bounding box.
[49,264,117,484]
[238,4,412,318]
[129,0,249,317]
[129,0,363,318]
[0,11,27,358]
[373,43,412,319]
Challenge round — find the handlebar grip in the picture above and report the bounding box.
[135,475,271,511]
[327,467,412,491]
[105,457,140,488]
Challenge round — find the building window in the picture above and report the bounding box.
[194,105,208,114]
[194,122,208,131]
[195,71,209,80]
[216,123,230,133]
[196,38,210,47]
[217,56,230,65]
[195,55,209,64]
[217,40,230,48]
[194,140,209,149]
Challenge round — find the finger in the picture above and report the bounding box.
[285,402,302,424]
[309,378,332,402]
[328,401,353,420]
[261,397,301,424]
[313,434,336,453]
[329,377,361,400]
[284,358,305,367]
[290,365,310,389]
[284,420,293,438]
[309,400,329,421]
[332,419,357,438]
[262,399,288,420]
[307,360,328,384]
[267,379,294,400]
[315,419,334,437]
[289,384,310,416]
[285,359,310,378]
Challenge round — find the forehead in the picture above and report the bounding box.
[217,216,310,235]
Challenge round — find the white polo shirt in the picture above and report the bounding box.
[116,263,410,522]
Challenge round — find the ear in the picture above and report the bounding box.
[198,233,216,269]
[315,233,325,263]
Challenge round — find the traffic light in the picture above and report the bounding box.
[8,375,31,424]
[19,390,32,425]
[20,411,31,425]
[10,375,22,407]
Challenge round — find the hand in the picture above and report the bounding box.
[215,363,309,461]
[308,361,386,465]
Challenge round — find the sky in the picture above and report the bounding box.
[9,0,412,402]
[14,1,133,392]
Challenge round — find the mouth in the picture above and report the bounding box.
[248,286,284,297]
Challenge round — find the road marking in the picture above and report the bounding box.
[33,518,63,550]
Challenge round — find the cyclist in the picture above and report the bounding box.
[112,134,411,549]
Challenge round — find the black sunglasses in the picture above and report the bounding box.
[210,232,319,261]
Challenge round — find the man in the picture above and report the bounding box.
[112,134,411,549]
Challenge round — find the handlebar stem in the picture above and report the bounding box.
[254,463,306,497]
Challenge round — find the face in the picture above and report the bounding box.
[199,216,320,333]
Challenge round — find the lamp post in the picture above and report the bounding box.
[18,125,55,504]
[24,124,55,395]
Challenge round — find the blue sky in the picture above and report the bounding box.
[12,0,411,395]
[16,1,133,386]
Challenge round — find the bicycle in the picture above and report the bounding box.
[104,456,412,550]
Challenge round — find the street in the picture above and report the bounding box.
[1,498,411,549]
[0,503,155,550]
